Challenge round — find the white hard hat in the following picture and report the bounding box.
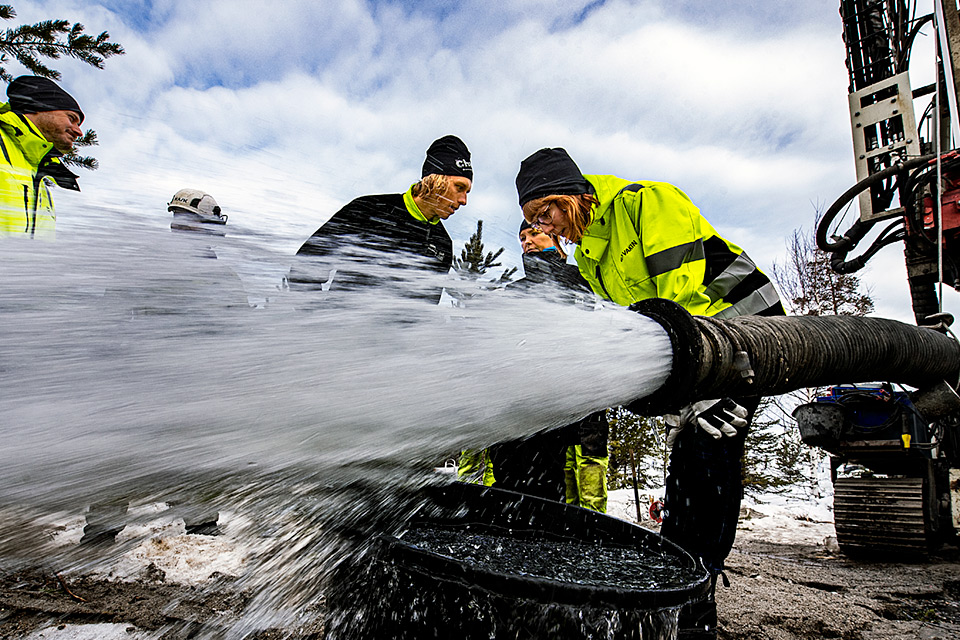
[167,188,226,224]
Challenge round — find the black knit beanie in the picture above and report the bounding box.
[422,135,472,181]
[515,147,589,207]
[519,218,533,236]
[7,76,84,124]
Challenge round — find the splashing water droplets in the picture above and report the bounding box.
[0,217,674,635]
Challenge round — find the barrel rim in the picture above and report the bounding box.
[376,482,711,609]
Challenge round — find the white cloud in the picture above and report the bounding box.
[15,0,946,319]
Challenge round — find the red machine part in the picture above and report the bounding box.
[922,167,960,240]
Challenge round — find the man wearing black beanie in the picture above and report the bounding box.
[0,75,84,239]
[291,135,472,301]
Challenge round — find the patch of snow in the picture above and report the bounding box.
[42,506,250,585]
[607,487,663,528]
[99,510,248,584]
[104,529,247,584]
[607,486,837,548]
[46,513,86,547]
[736,503,835,547]
[732,492,835,547]
[25,623,151,639]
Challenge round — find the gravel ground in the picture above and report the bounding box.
[1,496,958,639]
[716,504,960,640]
[718,537,960,640]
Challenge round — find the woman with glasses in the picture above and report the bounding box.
[515,147,783,640]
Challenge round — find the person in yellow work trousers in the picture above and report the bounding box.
[457,219,609,514]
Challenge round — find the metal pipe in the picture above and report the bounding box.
[628,299,960,415]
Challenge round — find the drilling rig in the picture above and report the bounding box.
[796,0,960,555]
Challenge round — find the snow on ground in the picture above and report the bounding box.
[736,492,837,547]
[25,623,153,640]
[48,503,250,585]
[17,488,838,639]
[606,487,665,529]
[108,525,248,584]
[39,489,834,586]
[607,487,838,548]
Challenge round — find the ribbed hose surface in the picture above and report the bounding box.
[691,315,960,400]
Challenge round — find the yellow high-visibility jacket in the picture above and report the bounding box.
[575,175,783,318]
[0,103,79,239]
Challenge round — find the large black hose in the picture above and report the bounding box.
[628,299,960,414]
[693,313,959,397]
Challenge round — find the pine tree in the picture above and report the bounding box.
[454,220,518,280]
[741,397,812,497]
[606,406,667,491]
[0,5,124,170]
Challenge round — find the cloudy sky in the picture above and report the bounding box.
[14,0,955,321]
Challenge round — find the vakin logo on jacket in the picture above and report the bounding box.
[619,239,638,262]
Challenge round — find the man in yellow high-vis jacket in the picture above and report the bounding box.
[0,76,83,239]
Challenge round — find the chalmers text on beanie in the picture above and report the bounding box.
[422,135,472,181]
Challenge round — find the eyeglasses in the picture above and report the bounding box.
[534,205,555,227]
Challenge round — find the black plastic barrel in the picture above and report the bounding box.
[323,482,709,639]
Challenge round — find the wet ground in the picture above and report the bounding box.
[1,503,958,639]
[0,570,288,639]
[719,524,960,640]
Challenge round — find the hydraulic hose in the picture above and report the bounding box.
[817,153,935,254]
[829,218,905,274]
[628,299,960,415]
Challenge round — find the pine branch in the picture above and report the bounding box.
[496,266,518,283]
[73,129,97,148]
[60,152,97,170]
[0,7,124,81]
[61,129,99,169]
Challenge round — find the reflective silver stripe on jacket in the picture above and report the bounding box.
[711,282,782,318]
[644,239,704,277]
[703,252,758,303]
